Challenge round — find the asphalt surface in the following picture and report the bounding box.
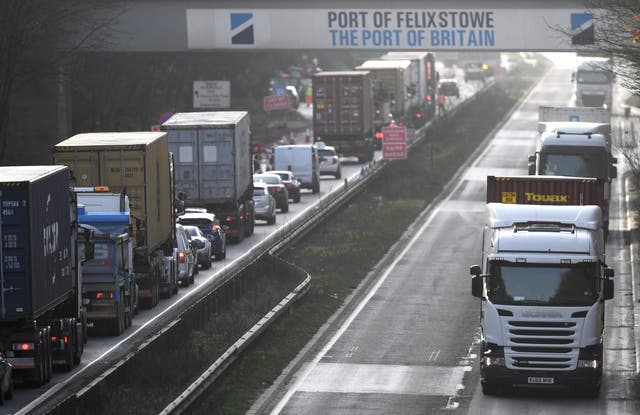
[262,65,640,414]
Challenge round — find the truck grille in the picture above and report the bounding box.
[504,319,580,371]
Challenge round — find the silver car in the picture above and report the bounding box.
[315,142,341,178]
[253,183,277,225]
[175,224,197,286]
[182,225,213,270]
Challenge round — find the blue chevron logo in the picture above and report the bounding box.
[231,13,254,45]
[571,13,594,45]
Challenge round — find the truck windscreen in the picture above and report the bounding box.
[577,71,611,84]
[488,262,599,307]
[539,149,606,179]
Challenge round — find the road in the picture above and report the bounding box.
[3,65,483,414]
[265,65,640,414]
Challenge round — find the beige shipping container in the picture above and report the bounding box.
[52,132,174,254]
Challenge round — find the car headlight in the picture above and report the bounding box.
[482,356,505,367]
[577,359,600,369]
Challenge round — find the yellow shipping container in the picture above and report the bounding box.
[53,132,174,255]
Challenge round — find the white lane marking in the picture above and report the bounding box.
[271,70,549,414]
[297,363,466,396]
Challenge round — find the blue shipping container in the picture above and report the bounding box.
[1,166,73,320]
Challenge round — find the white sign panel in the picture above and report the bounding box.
[193,80,230,109]
[186,9,600,51]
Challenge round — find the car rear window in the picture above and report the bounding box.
[179,218,213,227]
[318,149,335,157]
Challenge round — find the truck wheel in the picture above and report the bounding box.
[111,299,125,336]
[294,193,301,203]
[61,334,75,372]
[481,382,499,395]
[4,377,13,401]
[267,215,276,225]
[281,200,289,213]
[335,168,341,179]
[43,328,52,382]
[312,178,320,194]
[235,223,245,243]
[582,382,601,398]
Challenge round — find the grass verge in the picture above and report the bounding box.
[190,62,549,415]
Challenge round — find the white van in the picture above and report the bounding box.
[273,144,320,193]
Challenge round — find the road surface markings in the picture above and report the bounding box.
[297,363,466,396]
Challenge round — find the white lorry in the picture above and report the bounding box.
[529,106,617,231]
[470,176,614,396]
[572,58,613,110]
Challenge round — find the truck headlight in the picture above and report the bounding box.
[577,359,599,369]
[483,356,505,367]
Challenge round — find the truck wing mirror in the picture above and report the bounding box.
[610,165,617,179]
[471,275,483,298]
[611,156,617,164]
[528,156,536,175]
[470,265,484,298]
[604,268,614,279]
[603,279,614,300]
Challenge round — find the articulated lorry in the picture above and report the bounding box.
[573,58,613,109]
[312,71,375,162]
[381,51,439,125]
[75,189,140,336]
[470,175,614,396]
[162,111,255,243]
[53,132,176,309]
[0,166,92,386]
[529,106,617,231]
[355,59,412,127]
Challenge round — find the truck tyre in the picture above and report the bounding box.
[582,382,601,398]
[4,377,13,401]
[43,327,52,382]
[267,214,276,225]
[111,298,125,336]
[335,167,341,179]
[204,256,212,270]
[312,177,320,194]
[294,193,301,203]
[282,200,289,213]
[481,382,499,395]
[235,222,245,243]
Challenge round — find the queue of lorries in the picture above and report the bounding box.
[469,78,618,398]
[0,50,463,402]
[0,51,614,406]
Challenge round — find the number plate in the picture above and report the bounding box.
[528,377,554,384]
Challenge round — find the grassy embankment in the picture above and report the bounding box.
[192,62,549,414]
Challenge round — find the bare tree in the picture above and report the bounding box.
[0,0,126,163]
[577,1,640,95]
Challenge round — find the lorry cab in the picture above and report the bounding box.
[572,59,613,109]
[529,126,615,180]
[470,202,614,396]
[273,144,320,194]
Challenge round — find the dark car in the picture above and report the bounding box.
[177,211,227,261]
[438,80,460,98]
[253,173,289,212]
[0,352,12,405]
[269,170,301,203]
[182,225,213,270]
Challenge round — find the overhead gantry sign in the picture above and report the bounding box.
[184,8,600,51]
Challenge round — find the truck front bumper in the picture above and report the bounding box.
[482,365,602,390]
